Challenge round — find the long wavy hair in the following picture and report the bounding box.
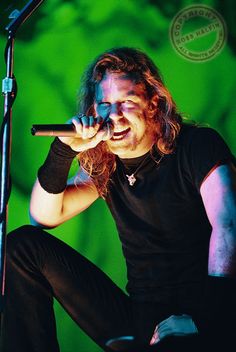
[77,47,182,197]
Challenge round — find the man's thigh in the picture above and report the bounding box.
[6,225,134,350]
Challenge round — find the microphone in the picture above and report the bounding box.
[31,123,114,138]
[31,124,76,136]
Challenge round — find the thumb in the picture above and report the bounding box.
[101,123,114,141]
[85,128,109,149]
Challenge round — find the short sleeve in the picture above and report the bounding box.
[183,127,235,192]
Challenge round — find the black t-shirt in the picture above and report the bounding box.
[105,124,235,309]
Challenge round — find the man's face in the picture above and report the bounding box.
[94,72,155,158]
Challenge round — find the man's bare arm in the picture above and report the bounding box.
[200,162,236,277]
[29,115,112,228]
[30,171,99,228]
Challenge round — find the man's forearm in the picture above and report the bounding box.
[29,137,78,227]
[208,226,236,277]
[30,178,65,228]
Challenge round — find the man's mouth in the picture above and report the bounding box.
[111,128,131,140]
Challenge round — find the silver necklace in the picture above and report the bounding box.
[125,152,163,186]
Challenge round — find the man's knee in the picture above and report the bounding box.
[6,225,46,259]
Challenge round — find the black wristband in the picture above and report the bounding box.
[38,137,79,194]
[193,275,236,335]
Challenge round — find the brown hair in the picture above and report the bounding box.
[77,47,182,197]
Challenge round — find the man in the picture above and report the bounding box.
[3,47,236,352]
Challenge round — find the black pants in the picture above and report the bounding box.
[1,225,209,352]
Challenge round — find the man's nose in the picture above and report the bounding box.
[109,103,123,121]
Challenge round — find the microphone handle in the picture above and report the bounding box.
[31,124,76,136]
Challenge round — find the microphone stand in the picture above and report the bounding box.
[0,0,44,338]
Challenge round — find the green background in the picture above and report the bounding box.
[0,0,235,351]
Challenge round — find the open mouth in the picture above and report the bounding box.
[111,127,131,140]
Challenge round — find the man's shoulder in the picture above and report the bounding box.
[180,122,218,135]
[178,123,222,146]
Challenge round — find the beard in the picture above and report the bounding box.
[106,129,150,156]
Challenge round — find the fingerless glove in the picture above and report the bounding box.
[37,137,78,193]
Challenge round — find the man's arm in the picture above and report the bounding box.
[150,162,236,345]
[200,162,236,277]
[29,115,112,228]
[30,171,99,228]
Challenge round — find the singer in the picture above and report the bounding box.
[2,47,236,352]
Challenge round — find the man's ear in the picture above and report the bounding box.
[148,96,158,114]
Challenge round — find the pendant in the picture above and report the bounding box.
[126,174,136,186]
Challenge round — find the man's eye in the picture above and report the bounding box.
[97,103,111,112]
[97,103,111,119]
[122,100,136,108]
[98,102,110,107]
[122,100,136,109]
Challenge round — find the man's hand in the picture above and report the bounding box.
[150,314,198,345]
[59,115,113,152]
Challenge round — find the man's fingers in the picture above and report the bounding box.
[90,128,109,145]
[71,117,83,135]
[157,315,175,328]
[77,129,108,151]
[149,329,160,345]
[150,315,198,345]
[60,115,111,152]
[101,122,114,141]
[72,115,103,139]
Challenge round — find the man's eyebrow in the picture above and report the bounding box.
[126,90,144,98]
